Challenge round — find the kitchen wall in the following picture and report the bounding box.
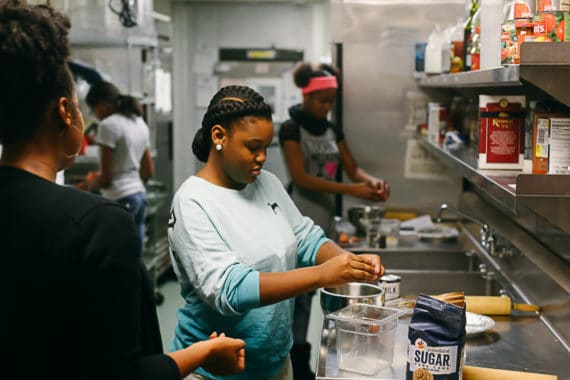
[171,0,331,188]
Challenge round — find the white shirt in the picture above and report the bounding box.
[95,113,149,200]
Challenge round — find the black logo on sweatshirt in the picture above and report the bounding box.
[267,202,280,214]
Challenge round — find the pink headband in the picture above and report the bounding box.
[302,76,338,94]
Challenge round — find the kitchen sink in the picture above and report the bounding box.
[389,269,500,297]
[349,227,483,272]
[349,225,505,298]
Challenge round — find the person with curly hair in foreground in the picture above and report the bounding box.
[0,1,245,379]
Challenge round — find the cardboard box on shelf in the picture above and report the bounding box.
[479,95,526,170]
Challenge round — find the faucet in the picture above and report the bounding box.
[436,203,496,255]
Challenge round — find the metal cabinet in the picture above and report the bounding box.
[61,1,175,299]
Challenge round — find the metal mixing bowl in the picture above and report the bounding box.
[320,282,385,315]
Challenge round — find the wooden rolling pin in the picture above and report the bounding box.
[391,293,540,315]
[464,365,557,379]
[465,296,541,315]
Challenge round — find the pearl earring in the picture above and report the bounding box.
[215,144,222,151]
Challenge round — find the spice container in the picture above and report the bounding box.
[514,18,534,63]
[379,274,401,301]
[531,103,570,174]
[532,112,564,174]
[365,218,382,248]
[380,218,400,249]
[547,118,570,174]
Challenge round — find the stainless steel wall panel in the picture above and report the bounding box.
[332,1,466,215]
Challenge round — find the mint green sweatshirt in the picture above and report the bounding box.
[167,170,329,380]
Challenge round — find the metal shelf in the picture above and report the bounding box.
[519,43,570,108]
[419,65,521,87]
[70,34,158,48]
[418,139,570,233]
[418,43,570,107]
[417,43,570,232]
[418,139,518,208]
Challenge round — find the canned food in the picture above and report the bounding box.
[537,0,569,12]
[379,274,401,301]
[533,11,567,42]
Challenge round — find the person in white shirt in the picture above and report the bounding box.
[77,81,154,249]
[167,85,384,380]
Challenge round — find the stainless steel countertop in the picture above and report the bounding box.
[316,311,570,380]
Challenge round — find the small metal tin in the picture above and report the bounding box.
[379,274,401,301]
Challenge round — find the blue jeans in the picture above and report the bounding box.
[117,192,147,254]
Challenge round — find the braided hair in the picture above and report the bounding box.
[292,62,340,89]
[85,81,143,119]
[192,85,272,162]
[0,0,73,145]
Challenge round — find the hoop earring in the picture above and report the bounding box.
[215,143,223,151]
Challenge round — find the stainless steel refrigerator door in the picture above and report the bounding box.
[332,1,467,216]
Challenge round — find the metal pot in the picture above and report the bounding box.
[320,282,385,315]
[347,205,385,234]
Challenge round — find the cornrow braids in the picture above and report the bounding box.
[0,0,73,145]
[192,85,272,162]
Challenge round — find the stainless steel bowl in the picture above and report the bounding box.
[320,282,385,315]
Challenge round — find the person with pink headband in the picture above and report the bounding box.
[301,75,338,95]
[279,62,390,380]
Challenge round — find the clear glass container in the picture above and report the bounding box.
[329,304,401,375]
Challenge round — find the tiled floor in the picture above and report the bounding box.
[156,275,324,372]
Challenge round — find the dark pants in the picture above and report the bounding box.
[293,293,313,344]
[291,292,315,380]
[117,191,146,254]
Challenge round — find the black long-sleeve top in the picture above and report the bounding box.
[0,166,179,380]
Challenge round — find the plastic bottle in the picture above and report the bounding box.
[470,8,482,70]
[480,0,503,69]
[425,25,444,74]
[450,18,466,73]
[441,25,452,74]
